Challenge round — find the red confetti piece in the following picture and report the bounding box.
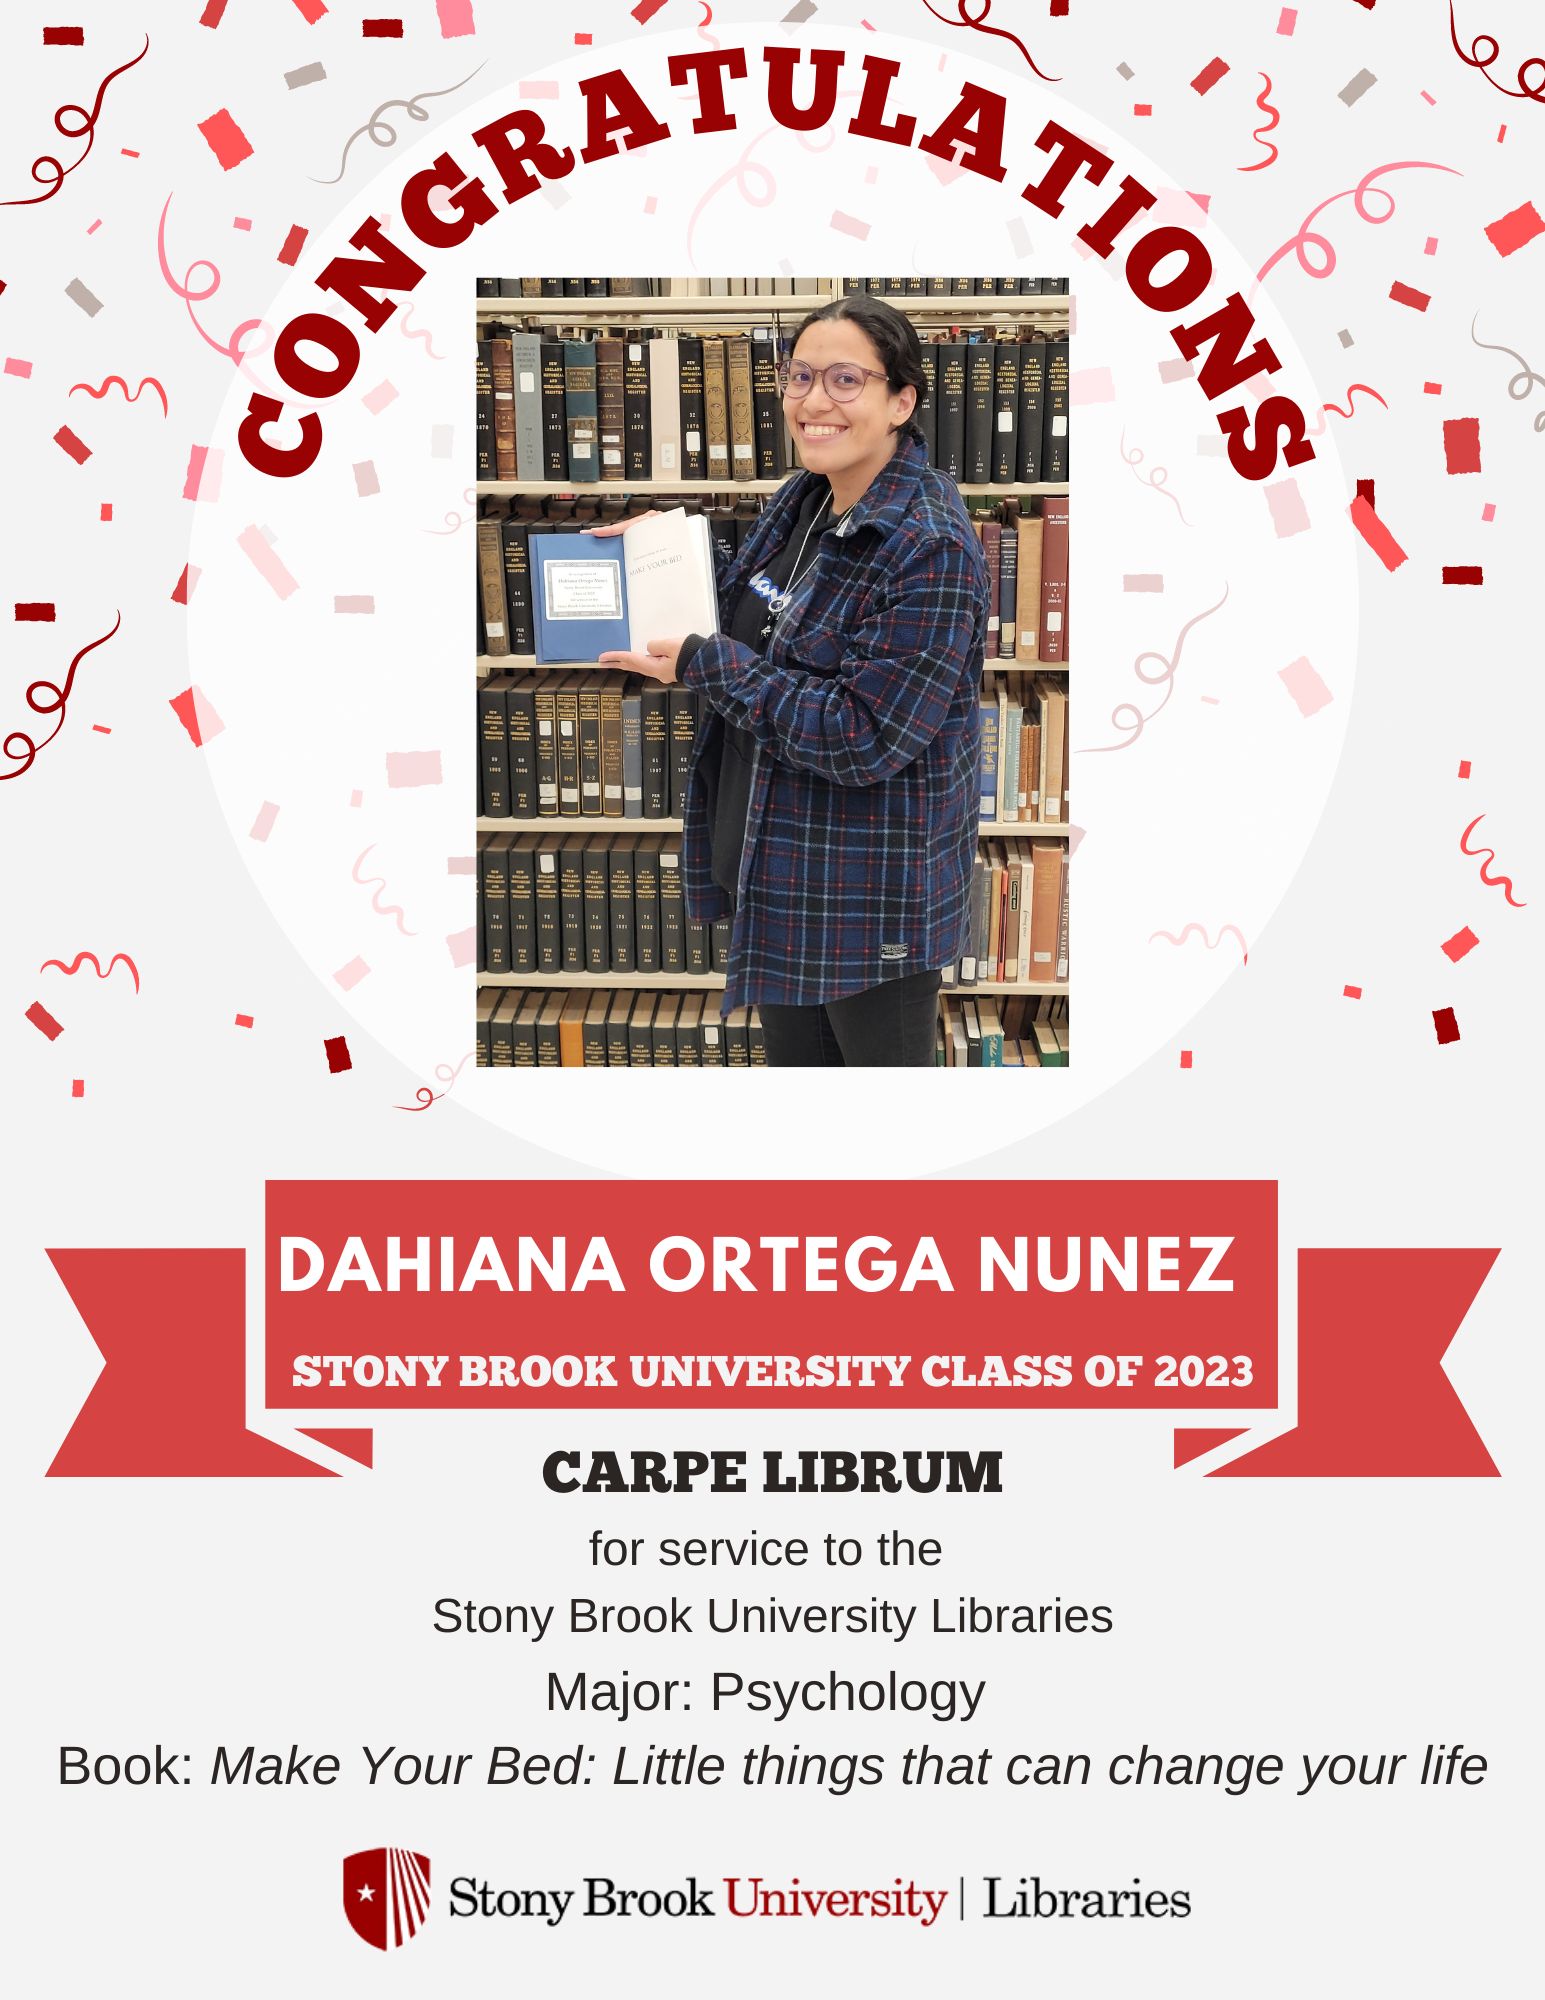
[99,503,111,521]
[1344,985,1363,999]
[575,31,592,43]
[1497,124,1506,142]
[1432,1007,1460,1046]
[1348,494,1408,572]
[1483,200,1544,258]
[71,1079,84,1097]
[200,0,229,23]
[1424,381,1442,395]
[92,723,109,734]
[277,224,308,266]
[1443,417,1481,474]
[26,1002,64,1041]
[1389,281,1430,312]
[1355,477,1375,508]
[54,425,91,465]
[197,109,253,173]
[43,27,85,45]
[168,685,226,747]
[362,17,403,34]
[15,603,56,622]
[632,0,668,18]
[1191,58,1230,95]
[170,562,198,605]
[120,148,138,156]
[1442,926,1478,963]
[1134,104,1153,116]
[291,0,328,21]
[324,1034,353,1074]
[1458,760,1471,778]
[235,1013,253,1028]
[1442,566,1483,585]
[1179,1051,1193,1069]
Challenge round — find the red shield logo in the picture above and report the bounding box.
[343,1848,431,1950]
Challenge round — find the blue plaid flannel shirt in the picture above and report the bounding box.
[679,433,988,1012]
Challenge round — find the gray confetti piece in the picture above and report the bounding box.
[259,524,279,545]
[782,0,818,20]
[353,460,380,498]
[1197,435,1227,456]
[430,425,454,458]
[1116,62,1135,81]
[1006,215,1032,258]
[1338,69,1377,107]
[1337,328,1354,348]
[65,278,103,317]
[540,184,571,210]
[286,62,326,90]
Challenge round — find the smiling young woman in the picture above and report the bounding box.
[598,294,990,1068]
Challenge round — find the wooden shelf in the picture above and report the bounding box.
[476,816,683,833]
[478,295,837,318]
[477,970,726,990]
[949,982,1069,997]
[980,821,1069,837]
[477,655,1070,676]
[474,479,1069,498]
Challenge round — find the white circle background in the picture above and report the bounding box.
[188,25,1355,1176]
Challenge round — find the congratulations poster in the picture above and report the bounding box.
[3,2,1536,1992]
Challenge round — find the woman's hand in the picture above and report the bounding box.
[597,636,686,684]
[587,510,659,538]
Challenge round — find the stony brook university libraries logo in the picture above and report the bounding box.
[343,1848,432,1951]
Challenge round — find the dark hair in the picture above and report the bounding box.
[789,294,927,445]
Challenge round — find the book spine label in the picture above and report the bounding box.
[938,345,966,482]
[556,681,581,814]
[633,847,660,970]
[727,338,756,481]
[478,677,509,818]
[480,843,510,972]
[577,679,602,814]
[596,338,626,481]
[583,846,611,972]
[623,339,651,481]
[650,338,682,480]
[507,681,536,816]
[475,342,494,479]
[685,920,710,975]
[750,341,784,480]
[500,521,533,656]
[621,689,643,818]
[541,344,568,479]
[477,521,510,655]
[992,343,1020,484]
[560,842,586,971]
[641,685,668,818]
[490,339,516,480]
[965,343,995,484]
[1042,338,1070,482]
[702,337,729,479]
[1016,340,1045,484]
[659,840,685,971]
[599,678,625,817]
[668,688,698,821]
[564,340,598,483]
[608,846,635,971]
[710,916,733,972]
[534,680,558,815]
[678,338,706,480]
[508,845,536,971]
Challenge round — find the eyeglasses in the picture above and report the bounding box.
[778,361,889,403]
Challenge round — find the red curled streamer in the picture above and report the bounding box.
[1238,72,1279,173]
[1448,4,1545,100]
[1459,815,1527,907]
[68,375,169,415]
[40,951,141,993]
[921,0,1061,85]
[0,36,149,207]
[1322,384,1389,419]
[0,613,122,783]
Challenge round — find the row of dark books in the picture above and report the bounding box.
[476,987,769,1067]
[477,279,823,299]
[475,326,1072,488]
[843,278,1070,298]
[477,671,702,822]
[476,494,766,661]
[970,496,1069,665]
[981,673,1068,825]
[476,828,728,978]
[943,839,1071,990]
[939,995,1070,1068]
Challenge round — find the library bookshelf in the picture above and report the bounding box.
[475,283,1073,1033]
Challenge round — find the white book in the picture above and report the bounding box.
[620,508,720,649]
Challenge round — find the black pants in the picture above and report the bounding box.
[759,969,942,1068]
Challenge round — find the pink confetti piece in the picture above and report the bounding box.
[643,195,657,214]
[1343,984,1362,999]
[1265,478,1310,539]
[446,855,476,874]
[168,685,226,748]
[277,224,308,266]
[71,1079,84,1097]
[181,444,224,502]
[15,603,56,622]
[1277,7,1297,31]
[1069,367,1115,403]
[1191,58,1229,95]
[1388,281,1430,312]
[1443,417,1481,475]
[26,1002,64,1041]
[334,595,376,614]
[435,0,476,35]
[324,1034,353,1074]
[1278,655,1333,718]
[236,523,299,599]
[197,108,254,173]
[1458,760,1472,778]
[4,357,33,377]
[1443,566,1484,586]
[54,426,92,465]
[333,956,370,992]
[361,380,398,415]
[1200,695,1219,705]
[520,80,560,99]
[829,210,872,242]
[1348,494,1408,572]
[99,503,111,521]
[1158,358,1195,384]
[86,218,101,235]
[446,926,478,968]
[385,750,442,788]
[170,563,201,605]
[1484,201,1544,258]
[864,165,878,185]
[1421,90,1435,105]
[350,789,363,807]
[1432,1007,1460,1046]
[1481,504,1495,524]
[1423,236,1438,255]
[249,800,280,842]
[233,216,251,231]
[1179,1050,1193,1069]
[352,460,380,498]
[1124,574,1163,592]
[235,1013,254,1028]
[1442,926,1478,963]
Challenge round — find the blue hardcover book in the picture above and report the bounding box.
[530,514,719,666]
